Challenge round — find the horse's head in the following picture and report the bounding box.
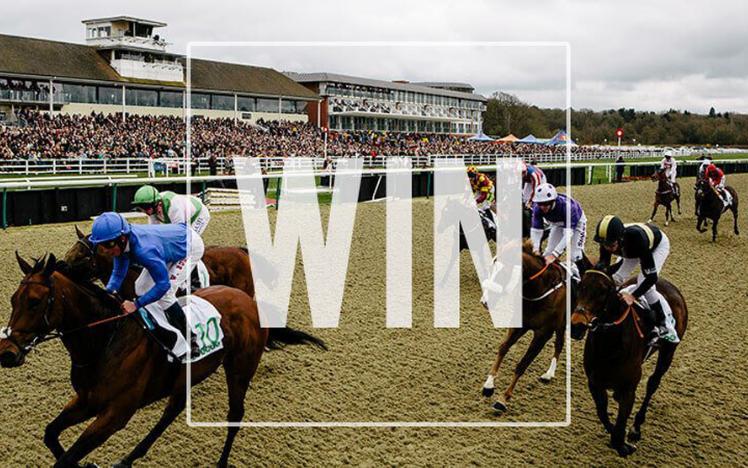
[571,268,617,340]
[63,225,98,280]
[0,253,62,368]
[651,168,665,181]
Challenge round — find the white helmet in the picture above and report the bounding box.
[664,150,674,158]
[533,183,558,203]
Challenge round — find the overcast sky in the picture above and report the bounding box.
[3,0,747,113]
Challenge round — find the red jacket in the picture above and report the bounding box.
[704,164,724,185]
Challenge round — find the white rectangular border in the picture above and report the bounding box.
[185,41,572,428]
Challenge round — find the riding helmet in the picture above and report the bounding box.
[132,185,162,208]
[594,215,624,245]
[90,212,131,244]
[532,183,557,203]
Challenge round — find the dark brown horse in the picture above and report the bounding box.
[0,253,284,467]
[648,169,680,226]
[481,242,569,413]
[571,269,688,457]
[695,178,739,242]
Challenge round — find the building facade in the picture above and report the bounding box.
[286,72,486,135]
[0,17,318,123]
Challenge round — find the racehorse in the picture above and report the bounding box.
[648,169,680,226]
[0,253,310,467]
[480,241,569,413]
[571,269,688,457]
[695,178,739,242]
[64,227,321,349]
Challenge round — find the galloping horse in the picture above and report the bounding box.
[695,178,739,242]
[64,227,322,349]
[571,269,688,457]
[648,169,680,226]
[0,253,298,467]
[480,242,571,412]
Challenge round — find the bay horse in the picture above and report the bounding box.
[648,169,680,226]
[480,242,569,413]
[571,269,688,457]
[64,227,320,350]
[0,253,295,467]
[695,178,739,242]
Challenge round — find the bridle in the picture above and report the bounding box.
[522,260,564,302]
[1,277,134,361]
[574,270,644,338]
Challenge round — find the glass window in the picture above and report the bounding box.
[159,90,183,108]
[256,98,278,113]
[98,86,122,105]
[295,101,308,114]
[62,83,97,103]
[280,99,296,114]
[237,96,255,111]
[126,88,158,107]
[190,93,210,109]
[211,94,234,110]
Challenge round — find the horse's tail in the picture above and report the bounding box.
[267,327,328,351]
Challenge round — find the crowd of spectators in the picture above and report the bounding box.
[0,109,637,161]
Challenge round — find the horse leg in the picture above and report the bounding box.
[482,328,528,397]
[113,394,186,467]
[588,382,613,434]
[610,386,637,457]
[629,344,676,442]
[217,352,261,468]
[493,329,552,412]
[44,396,94,461]
[54,406,137,468]
[712,218,719,242]
[732,206,740,235]
[539,327,564,383]
[648,202,658,223]
[696,216,706,233]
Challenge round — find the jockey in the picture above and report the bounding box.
[659,151,678,194]
[703,163,732,207]
[529,183,587,280]
[522,162,547,208]
[697,155,713,181]
[467,166,495,210]
[131,185,211,236]
[593,215,678,346]
[89,212,204,359]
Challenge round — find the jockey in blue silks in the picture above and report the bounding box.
[89,212,205,358]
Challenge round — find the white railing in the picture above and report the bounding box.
[0,147,744,177]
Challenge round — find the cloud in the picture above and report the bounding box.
[0,0,745,112]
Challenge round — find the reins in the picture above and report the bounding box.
[523,259,564,302]
[583,270,645,339]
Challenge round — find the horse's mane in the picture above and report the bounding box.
[49,258,122,313]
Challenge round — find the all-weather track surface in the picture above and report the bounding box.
[0,174,745,466]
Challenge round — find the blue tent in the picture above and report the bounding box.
[467,131,494,142]
[547,130,576,146]
[518,134,538,143]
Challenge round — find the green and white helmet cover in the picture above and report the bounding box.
[132,185,162,206]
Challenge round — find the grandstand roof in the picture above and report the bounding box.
[285,72,486,101]
[81,16,167,28]
[0,33,319,99]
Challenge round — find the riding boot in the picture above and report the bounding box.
[190,267,202,291]
[648,301,668,347]
[164,302,200,357]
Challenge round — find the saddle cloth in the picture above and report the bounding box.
[143,295,224,363]
[620,285,679,343]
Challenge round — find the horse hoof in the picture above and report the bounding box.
[665,221,669,226]
[615,441,637,457]
[112,460,131,468]
[628,428,641,442]
[647,219,652,223]
[481,386,495,398]
[538,374,553,384]
[492,399,508,413]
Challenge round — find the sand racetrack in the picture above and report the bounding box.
[0,173,746,466]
